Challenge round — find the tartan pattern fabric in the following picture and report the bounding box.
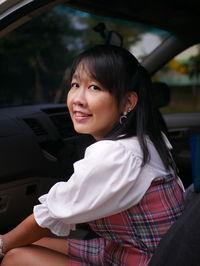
[68,175,184,266]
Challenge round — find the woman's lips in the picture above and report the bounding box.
[73,111,92,122]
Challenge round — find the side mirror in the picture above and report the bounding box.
[152,82,170,108]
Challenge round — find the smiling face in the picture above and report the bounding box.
[67,64,122,140]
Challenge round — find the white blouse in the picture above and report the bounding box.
[33,136,182,236]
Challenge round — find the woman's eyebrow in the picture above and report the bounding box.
[72,73,80,80]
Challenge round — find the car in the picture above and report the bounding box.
[0,0,200,255]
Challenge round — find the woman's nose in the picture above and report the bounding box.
[72,87,87,106]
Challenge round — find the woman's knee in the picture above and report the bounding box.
[1,245,69,266]
[1,247,25,266]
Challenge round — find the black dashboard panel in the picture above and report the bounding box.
[0,103,93,183]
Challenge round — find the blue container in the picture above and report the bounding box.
[190,135,200,192]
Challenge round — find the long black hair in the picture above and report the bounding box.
[70,45,173,170]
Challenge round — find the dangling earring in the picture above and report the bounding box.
[119,108,132,125]
[119,111,128,125]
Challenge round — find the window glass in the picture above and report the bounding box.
[154,44,200,113]
[0,5,168,106]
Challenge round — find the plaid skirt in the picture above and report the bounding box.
[68,175,185,266]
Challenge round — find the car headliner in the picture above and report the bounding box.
[0,0,200,43]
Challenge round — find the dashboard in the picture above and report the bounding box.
[0,103,93,182]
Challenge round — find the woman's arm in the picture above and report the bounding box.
[2,214,50,254]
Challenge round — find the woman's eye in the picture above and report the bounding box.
[89,85,101,91]
[71,82,79,88]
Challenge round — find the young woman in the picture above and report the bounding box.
[0,45,185,266]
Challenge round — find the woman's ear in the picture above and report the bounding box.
[123,91,138,113]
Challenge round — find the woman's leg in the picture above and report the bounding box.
[33,237,68,254]
[1,244,69,266]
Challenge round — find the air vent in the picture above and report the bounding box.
[50,113,77,138]
[23,118,48,136]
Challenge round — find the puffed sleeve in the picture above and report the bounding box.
[33,140,151,236]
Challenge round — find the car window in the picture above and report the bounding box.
[154,44,200,114]
[153,44,200,189]
[0,5,169,106]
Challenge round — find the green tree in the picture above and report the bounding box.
[0,8,82,104]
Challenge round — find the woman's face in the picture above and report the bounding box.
[67,65,122,140]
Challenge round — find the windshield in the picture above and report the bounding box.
[0,5,169,106]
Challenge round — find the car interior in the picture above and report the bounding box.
[0,0,200,255]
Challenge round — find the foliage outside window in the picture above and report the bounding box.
[154,44,200,113]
